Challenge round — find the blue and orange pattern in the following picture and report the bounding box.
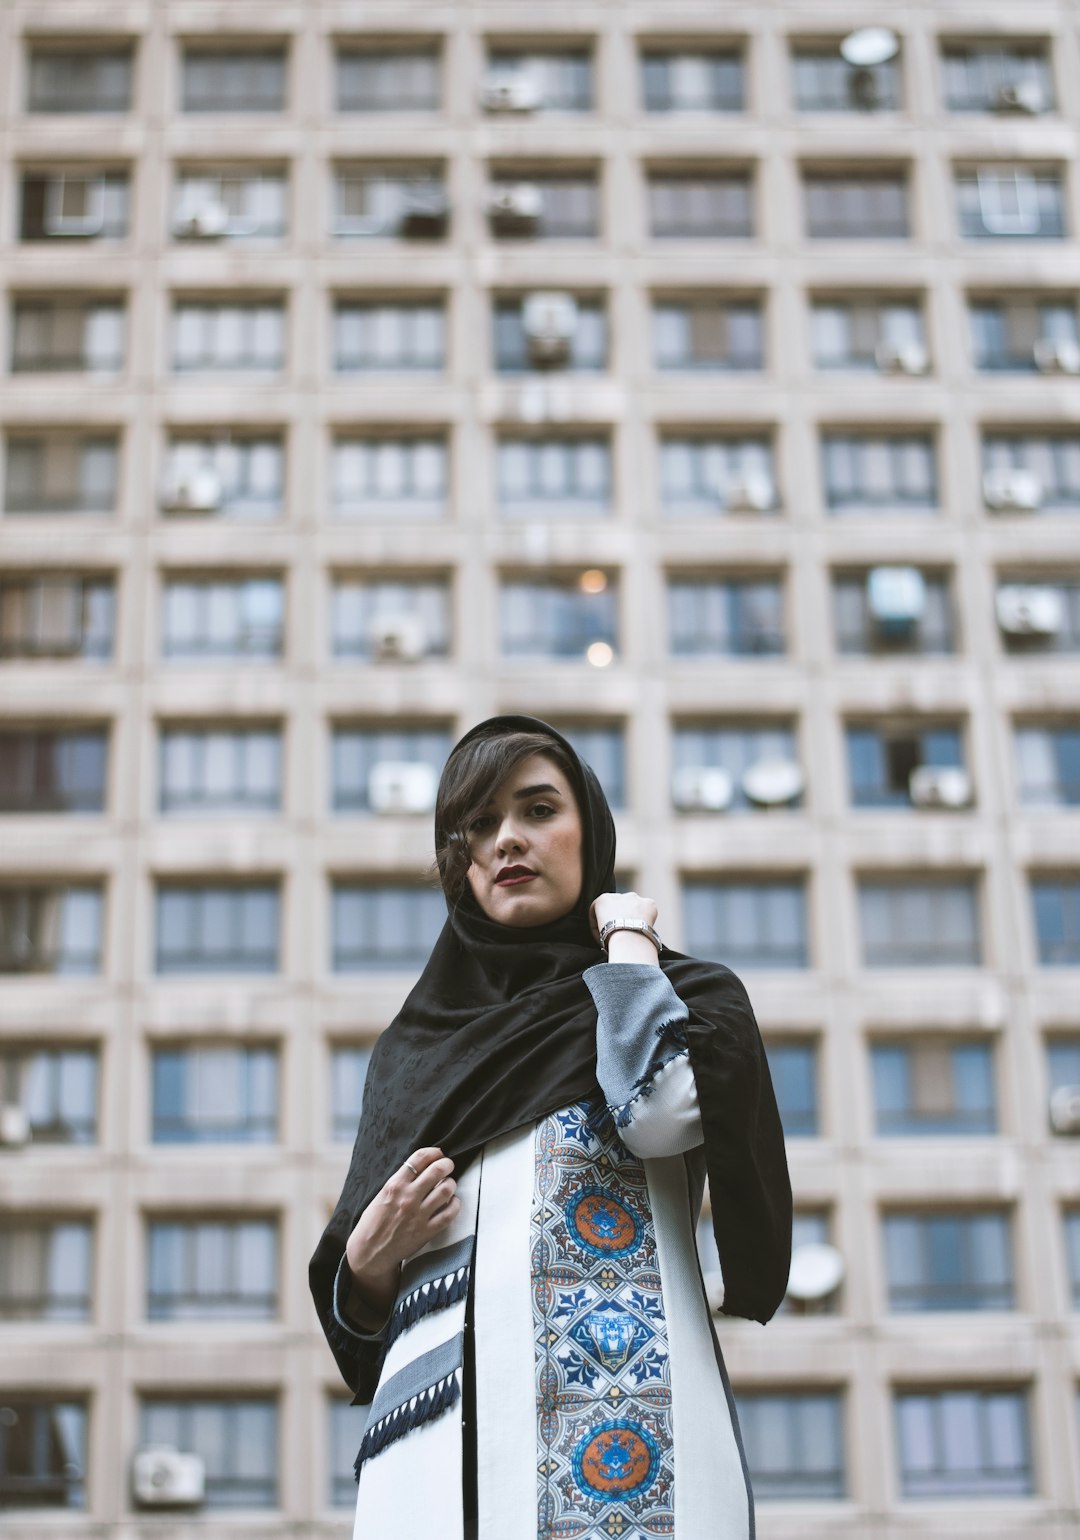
[532,1102,675,1539]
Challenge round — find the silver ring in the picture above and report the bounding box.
[405,1161,420,1178]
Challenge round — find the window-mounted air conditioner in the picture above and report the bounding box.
[488,184,543,234]
[480,73,543,113]
[909,765,972,810]
[983,467,1042,513]
[993,79,1044,115]
[132,1448,205,1509]
[159,465,222,515]
[1032,337,1080,376]
[671,766,734,813]
[368,614,428,664]
[173,201,231,240]
[368,760,439,815]
[522,292,577,365]
[725,474,775,514]
[875,339,929,376]
[0,1105,31,1149]
[867,566,926,633]
[397,187,450,239]
[995,585,1064,637]
[786,1242,845,1304]
[1049,1083,1080,1136]
[741,757,804,807]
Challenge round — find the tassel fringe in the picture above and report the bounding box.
[612,1047,691,1129]
[384,1265,471,1351]
[354,1368,463,1476]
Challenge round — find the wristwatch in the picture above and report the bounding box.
[599,918,663,955]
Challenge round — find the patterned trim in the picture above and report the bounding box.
[354,1332,466,1473]
[384,1236,474,1350]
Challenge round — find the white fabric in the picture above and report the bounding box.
[616,1050,704,1159]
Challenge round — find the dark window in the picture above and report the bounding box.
[672,722,801,811]
[648,174,753,238]
[641,51,744,112]
[151,1045,278,1144]
[19,170,129,241]
[331,885,445,972]
[162,437,283,519]
[332,437,447,519]
[494,298,607,373]
[811,299,925,370]
[329,1399,366,1507]
[159,728,280,813]
[27,48,133,113]
[0,1046,98,1144]
[553,724,627,810]
[497,438,611,517]
[942,47,1054,114]
[969,299,1078,372]
[804,173,909,238]
[1046,1038,1080,1097]
[490,174,599,240]
[139,1399,277,1507]
[332,169,447,239]
[11,301,125,373]
[982,434,1080,511]
[331,726,450,814]
[499,577,618,660]
[336,49,440,112]
[181,49,286,113]
[154,885,279,974]
[734,1391,845,1499]
[330,579,451,661]
[1015,725,1080,806]
[1065,1211,1080,1309]
[173,171,286,240]
[0,577,114,661]
[833,571,954,656]
[823,434,937,512]
[956,170,1065,239]
[4,434,118,514]
[846,724,965,808]
[793,50,900,112]
[997,580,1080,654]
[0,1399,86,1508]
[486,51,592,112]
[147,1219,277,1320]
[668,578,785,657]
[162,579,284,660]
[0,730,107,813]
[884,1211,1013,1310]
[871,1040,997,1136]
[172,303,284,372]
[0,886,102,975]
[764,1041,819,1136]
[895,1389,1033,1497]
[333,303,445,370]
[683,879,808,969]
[653,299,762,370]
[1031,877,1080,965]
[0,1220,92,1320]
[660,436,776,514]
[858,879,981,967]
[330,1046,372,1142]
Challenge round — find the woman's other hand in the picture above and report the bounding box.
[345,1147,459,1317]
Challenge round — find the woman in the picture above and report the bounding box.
[310,715,792,1540]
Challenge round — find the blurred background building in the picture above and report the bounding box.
[1,0,1079,1535]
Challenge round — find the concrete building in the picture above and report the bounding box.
[1,1,1079,1534]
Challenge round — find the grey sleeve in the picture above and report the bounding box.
[333,1253,391,1345]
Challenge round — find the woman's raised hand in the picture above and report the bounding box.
[345,1147,460,1315]
[588,890,659,946]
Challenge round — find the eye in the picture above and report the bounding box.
[467,814,495,834]
[528,802,556,819]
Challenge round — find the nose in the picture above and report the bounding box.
[494,811,527,856]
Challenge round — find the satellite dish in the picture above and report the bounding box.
[840,28,899,67]
[786,1243,845,1301]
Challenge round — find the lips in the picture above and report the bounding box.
[496,866,538,886]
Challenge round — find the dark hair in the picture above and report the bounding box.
[434,730,581,904]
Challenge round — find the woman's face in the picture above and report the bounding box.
[464,752,584,927]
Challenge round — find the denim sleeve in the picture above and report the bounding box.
[582,961,704,1158]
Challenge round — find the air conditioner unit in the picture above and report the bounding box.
[522,292,578,365]
[487,184,543,234]
[368,614,428,664]
[173,202,231,240]
[1049,1083,1080,1136]
[867,566,926,631]
[368,760,439,815]
[909,765,972,810]
[995,585,1064,637]
[725,474,775,514]
[0,1105,31,1149]
[397,187,450,239]
[786,1242,845,1303]
[741,757,805,807]
[480,73,543,113]
[993,79,1044,115]
[1032,337,1080,376]
[132,1448,205,1508]
[671,766,734,812]
[159,466,222,515]
[875,339,930,376]
[983,466,1042,513]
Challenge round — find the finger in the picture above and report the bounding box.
[401,1148,450,1181]
[420,1176,457,1212]
[427,1194,461,1230]
[411,1157,455,1201]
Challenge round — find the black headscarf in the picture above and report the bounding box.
[310,715,791,1401]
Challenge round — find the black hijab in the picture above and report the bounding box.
[310,715,791,1401]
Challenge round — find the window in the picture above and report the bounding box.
[4,434,118,515]
[331,885,445,973]
[895,1388,1032,1497]
[734,1391,845,1499]
[333,302,445,371]
[172,301,284,372]
[331,726,451,813]
[181,49,286,113]
[151,1045,278,1144]
[1065,1211,1080,1309]
[160,727,280,813]
[969,298,1078,371]
[648,172,753,238]
[1015,725,1080,806]
[1031,877,1080,965]
[811,299,925,370]
[997,579,1080,654]
[330,578,451,661]
[162,578,284,660]
[641,50,744,112]
[486,49,592,112]
[653,298,762,371]
[847,723,966,808]
[139,1399,277,1507]
[804,172,909,238]
[672,722,801,811]
[956,169,1065,239]
[823,434,937,513]
[497,437,611,517]
[499,576,618,661]
[0,1045,98,1144]
[774,1211,837,1316]
[858,879,981,967]
[1047,1039,1080,1098]
[27,46,133,113]
[833,571,954,655]
[19,169,129,241]
[332,167,447,238]
[494,298,607,373]
[764,1040,819,1136]
[884,1211,1013,1311]
[11,299,125,373]
[173,169,286,240]
[147,1219,277,1320]
[0,1220,92,1320]
[942,45,1054,114]
[982,434,1080,511]
[329,1399,366,1507]
[0,1399,86,1509]
[155,885,279,975]
[793,49,900,112]
[161,436,283,520]
[0,576,114,660]
[336,48,440,111]
[0,886,102,975]
[489,173,599,239]
[682,879,808,969]
[552,724,627,810]
[0,729,106,813]
[871,1039,997,1135]
[330,1046,372,1141]
[660,436,776,514]
[668,578,785,657]
[332,436,447,520]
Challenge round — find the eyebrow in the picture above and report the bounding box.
[478,783,562,811]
